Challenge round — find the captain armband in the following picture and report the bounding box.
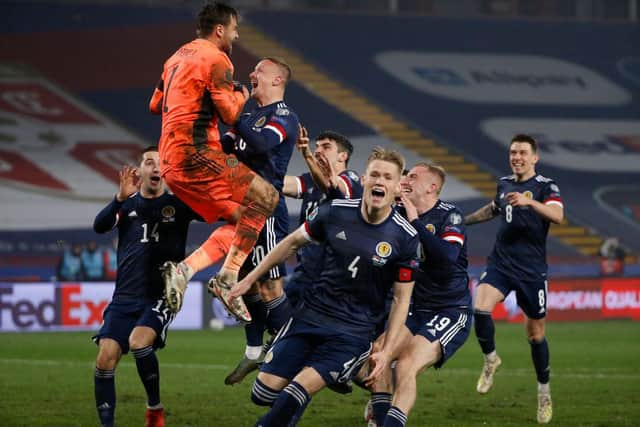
[396,267,414,283]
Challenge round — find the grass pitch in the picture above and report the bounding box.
[0,321,638,426]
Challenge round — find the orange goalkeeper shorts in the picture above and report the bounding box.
[162,147,255,223]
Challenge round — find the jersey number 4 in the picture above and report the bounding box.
[348,256,360,278]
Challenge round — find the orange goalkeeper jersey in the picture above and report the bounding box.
[149,38,246,172]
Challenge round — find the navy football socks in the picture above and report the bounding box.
[265,293,292,334]
[245,294,268,347]
[473,309,496,354]
[94,367,115,427]
[529,338,550,384]
[132,346,160,406]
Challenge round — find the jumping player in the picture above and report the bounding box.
[149,2,277,321]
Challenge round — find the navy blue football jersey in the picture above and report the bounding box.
[488,174,563,282]
[93,192,200,302]
[300,199,419,338]
[293,170,362,280]
[224,101,299,193]
[405,200,471,309]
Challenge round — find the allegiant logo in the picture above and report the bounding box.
[414,67,587,89]
[375,52,630,106]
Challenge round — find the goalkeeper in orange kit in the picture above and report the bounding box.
[149,2,277,321]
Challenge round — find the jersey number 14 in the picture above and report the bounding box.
[140,223,160,243]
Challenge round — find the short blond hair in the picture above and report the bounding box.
[367,146,405,176]
[413,162,446,194]
[263,56,292,84]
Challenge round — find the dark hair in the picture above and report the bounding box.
[316,130,354,165]
[510,134,538,153]
[263,56,292,84]
[197,2,238,37]
[139,145,158,163]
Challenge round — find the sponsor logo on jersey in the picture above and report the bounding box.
[254,116,267,127]
[375,52,629,105]
[425,224,436,234]
[128,210,138,218]
[335,231,347,240]
[275,108,289,116]
[482,118,640,172]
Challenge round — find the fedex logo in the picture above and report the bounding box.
[0,283,111,331]
[0,282,204,332]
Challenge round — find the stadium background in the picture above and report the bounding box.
[0,1,639,426]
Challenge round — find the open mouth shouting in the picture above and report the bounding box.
[371,187,386,203]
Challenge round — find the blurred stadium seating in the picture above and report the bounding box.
[0,0,638,282]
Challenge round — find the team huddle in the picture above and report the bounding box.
[90,2,564,427]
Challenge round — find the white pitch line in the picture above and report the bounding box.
[0,358,231,370]
[1,358,639,380]
[431,367,640,380]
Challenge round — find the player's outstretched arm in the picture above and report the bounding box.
[366,280,414,385]
[229,227,309,298]
[464,202,498,225]
[296,125,330,192]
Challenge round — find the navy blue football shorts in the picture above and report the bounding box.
[481,266,548,319]
[406,306,472,368]
[92,298,175,353]
[259,317,372,387]
[242,200,288,281]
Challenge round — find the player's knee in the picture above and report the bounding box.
[128,330,155,351]
[396,355,421,380]
[96,349,119,370]
[248,177,278,213]
[526,319,545,342]
[527,330,545,342]
[128,336,151,351]
[259,280,283,301]
[251,378,279,407]
[262,184,279,212]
